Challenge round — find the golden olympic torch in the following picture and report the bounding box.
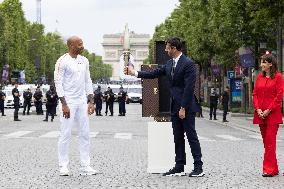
[123,23,133,75]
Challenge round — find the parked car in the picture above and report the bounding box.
[126,85,142,104]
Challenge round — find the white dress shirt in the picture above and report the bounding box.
[173,52,182,67]
[54,53,93,105]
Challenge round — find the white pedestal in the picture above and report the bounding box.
[147,121,193,173]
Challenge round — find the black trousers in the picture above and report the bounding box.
[23,101,31,114]
[105,102,113,115]
[118,101,126,115]
[46,104,56,120]
[14,103,20,120]
[223,103,228,121]
[171,113,203,169]
[0,101,4,115]
[95,101,102,115]
[105,102,109,115]
[35,101,43,114]
[209,103,217,118]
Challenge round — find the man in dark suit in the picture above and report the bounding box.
[209,88,218,120]
[221,86,229,122]
[124,37,204,177]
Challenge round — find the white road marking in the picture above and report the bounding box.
[3,131,34,138]
[90,132,99,138]
[216,135,243,141]
[248,135,282,142]
[114,133,132,140]
[39,131,60,138]
[197,135,216,141]
[248,135,262,140]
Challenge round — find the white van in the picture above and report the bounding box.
[3,85,25,108]
[3,88,15,108]
[3,84,44,108]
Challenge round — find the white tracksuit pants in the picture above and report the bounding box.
[58,103,90,167]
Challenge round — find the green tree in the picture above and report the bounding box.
[0,0,30,81]
[26,22,45,82]
[148,0,284,71]
[42,32,67,83]
[0,8,6,71]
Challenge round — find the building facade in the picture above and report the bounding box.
[102,31,150,80]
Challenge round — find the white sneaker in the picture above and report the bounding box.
[79,166,97,176]
[59,166,69,176]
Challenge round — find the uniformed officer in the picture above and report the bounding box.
[0,88,6,116]
[12,82,21,121]
[23,88,32,115]
[221,86,229,122]
[104,87,114,116]
[117,86,128,116]
[33,87,43,115]
[43,85,58,122]
[94,85,103,116]
[209,88,219,120]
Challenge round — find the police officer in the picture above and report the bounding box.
[23,88,32,115]
[209,88,219,120]
[12,82,21,121]
[221,86,229,122]
[0,88,6,116]
[94,85,103,116]
[117,86,128,116]
[104,87,110,116]
[33,87,43,115]
[43,85,58,122]
[104,87,114,116]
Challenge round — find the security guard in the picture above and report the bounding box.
[23,88,32,115]
[0,88,6,116]
[94,85,103,116]
[104,87,110,115]
[221,86,229,122]
[33,87,43,115]
[12,82,21,121]
[209,88,219,120]
[104,87,115,116]
[43,85,58,122]
[117,86,128,116]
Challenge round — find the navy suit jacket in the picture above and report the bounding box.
[138,54,200,115]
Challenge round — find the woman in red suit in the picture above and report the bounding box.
[252,53,284,177]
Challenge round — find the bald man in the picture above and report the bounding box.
[54,36,96,176]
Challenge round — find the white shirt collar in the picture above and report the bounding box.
[173,52,182,66]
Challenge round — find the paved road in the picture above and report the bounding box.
[0,103,284,188]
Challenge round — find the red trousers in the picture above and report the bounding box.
[259,124,279,175]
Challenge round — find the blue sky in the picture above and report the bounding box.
[0,0,179,55]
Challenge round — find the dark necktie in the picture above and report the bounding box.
[171,59,176,78]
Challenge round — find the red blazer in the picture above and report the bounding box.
[252,72,284,124]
